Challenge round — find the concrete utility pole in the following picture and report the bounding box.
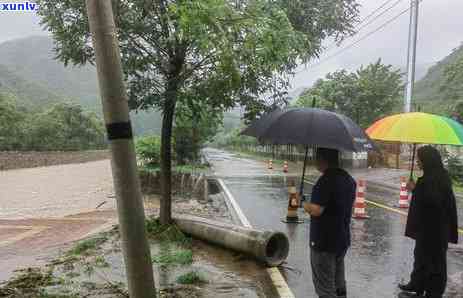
[85,1,156,297]
[404,0,420,113]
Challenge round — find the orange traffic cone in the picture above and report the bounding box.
[398,177,409,208]
[353,180,369,219]
[283,180,303,223]
[268,159,273,170]
[283,161,288,173]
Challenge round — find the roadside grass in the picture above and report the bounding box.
[94,256,110,268]
[176,271,207,285]
[67,235,108,256]
[0,267,66,297]
[152,248,193,266]
[3,268,61,289]
[0,226,140,297]
[145,217,192,247]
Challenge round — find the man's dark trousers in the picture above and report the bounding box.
[310,248,347,298]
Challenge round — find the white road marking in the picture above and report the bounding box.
[217,178,295,298]
[217,179,252,228]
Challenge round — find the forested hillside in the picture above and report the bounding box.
[414,43,463,114]
[0,36,98,109]
[0,64,61,109]
[0,36,163,136]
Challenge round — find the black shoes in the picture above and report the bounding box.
[399,283,424,296]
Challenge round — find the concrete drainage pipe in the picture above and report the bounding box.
[174,215,289,267]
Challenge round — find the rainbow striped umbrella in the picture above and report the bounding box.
[366,112,463,178]
[366,112,463,145]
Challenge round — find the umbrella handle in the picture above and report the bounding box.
[410,144,417,181]
[300,145,309,198]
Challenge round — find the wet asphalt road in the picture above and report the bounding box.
[205,148,463,298]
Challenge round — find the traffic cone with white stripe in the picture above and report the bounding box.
[353,180,369,219]
[398,177,409,208]
[283,161,288,173]
[282,180,303,223]
[268,159,273,170]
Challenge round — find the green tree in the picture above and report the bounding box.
[355,59,402,126]
[37,0,359,224]
[0,93,26,150]
[174,101,223,164]
[25,103,106,151]
[135,135,163,167]
[295,70,359,113]
[295,59,402,127]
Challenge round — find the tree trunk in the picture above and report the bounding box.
[160,84,178,225]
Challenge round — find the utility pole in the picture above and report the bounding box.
[85,1,156,297]
[404,0,420,113]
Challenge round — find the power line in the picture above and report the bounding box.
[306,5,413,71]
[296,0,409,75]
[355,0,404,34]
[360,0,401,25]
[323,0,404,53]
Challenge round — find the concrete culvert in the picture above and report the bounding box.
[174,215,289,267]
[264,232,290,267]
[207,179,221,195]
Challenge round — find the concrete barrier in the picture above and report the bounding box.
[174,215,289,267]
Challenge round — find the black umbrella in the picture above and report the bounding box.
[244,108,376,151]
[242,108,377,196]
[241,108,285,139]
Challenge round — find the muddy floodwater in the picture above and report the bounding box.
[0,160,117,281]
[0,160,116,219]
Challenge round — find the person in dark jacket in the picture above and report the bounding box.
[399,146,459,298]
[304,148,356,298]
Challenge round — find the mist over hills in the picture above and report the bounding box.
[0,36,162,135]
[1,35,461,136]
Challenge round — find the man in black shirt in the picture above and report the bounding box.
[304,148,356,298]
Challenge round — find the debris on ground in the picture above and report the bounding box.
[0,190,275,298]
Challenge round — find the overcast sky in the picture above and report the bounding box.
[1,0,462,91]
[292,0,463,90]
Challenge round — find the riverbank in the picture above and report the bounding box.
[0,150,110,171]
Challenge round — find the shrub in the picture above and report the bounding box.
[176,271,206,285]
[447,153,463,181]
[152,249,193,266]
[135,136,162,167]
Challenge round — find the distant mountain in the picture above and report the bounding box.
[399,63,435,83]
[413,44,463,113]
[0,64,61,109]
[0,36,99,110]
[0,36,162,135]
